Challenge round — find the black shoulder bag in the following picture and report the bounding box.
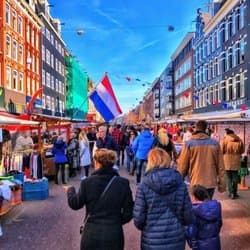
[80,175,117,234]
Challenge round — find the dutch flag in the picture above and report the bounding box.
[89,74,122,122]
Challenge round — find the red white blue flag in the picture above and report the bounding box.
[89,74,122,122]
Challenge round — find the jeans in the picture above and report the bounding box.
[125,146,134,172]
[55,163,65,184]
[226,170,239,195]
[135,158,147,184]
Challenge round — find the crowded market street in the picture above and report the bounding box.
[0,167,250,250]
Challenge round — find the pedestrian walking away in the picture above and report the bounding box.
[178,120,226,199]
[186,185,222,250]
[133,147,193,250]
[132,123,155,184]
[66,148,134,250]
[222,128,244,199]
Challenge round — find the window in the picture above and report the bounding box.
[5,3,10,25]
[42,70,45,85]
[232,11,236,35]
[46,49,50,65]
[235,8,240,31]
[6,35,11,57]
[227,78,233,101]
[239,5,245,29]
[240,39,245,63]
[19,73,23,91]
[42,94,45,109]
[46,96,51,110]
[51,54,54,68]
[51,76,54,89]
[240,72,245,98]
[220,52,226,73]
[215,84,219,102]
[26,24,30,42]
[13,40,17,60]
[236,42,240,65]
[12,10,17,31]
[220,81,226,101]
[56,79,58,92]
[51,98,55,112]
[6,67,11,88]
[235,75,240,98]
[51,34,54,45]
[46,28,50,41]
[12,70,18,90]
[17,16,22,35]
[27,76,30,95]
[42,45,45,61]
[210,86,214,104]
[31,79,35,96]
[232,77,236,100]
[36,57,39,74]
[227,48,233,70]
[46,72,50,87]
[232,44,237,67]
[225,20,229,41]
[18,45,23,64]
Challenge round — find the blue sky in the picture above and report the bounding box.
[51,0,207,113]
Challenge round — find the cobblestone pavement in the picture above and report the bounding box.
[0,167,250,250]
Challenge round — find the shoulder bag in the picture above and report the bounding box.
[80,175,117,234]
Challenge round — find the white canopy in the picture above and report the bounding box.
[0,115,40,125]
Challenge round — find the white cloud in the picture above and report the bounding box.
[137,39,161,51]
[94,9,123,27]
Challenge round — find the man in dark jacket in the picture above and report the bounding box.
[96,125,118,152]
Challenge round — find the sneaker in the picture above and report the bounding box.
[81,176,86,180]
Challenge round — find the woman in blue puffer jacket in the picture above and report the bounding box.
[186,185,222,250]
[133,147,193,250]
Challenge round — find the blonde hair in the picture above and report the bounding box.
[146,147,171,172]
[157,128,169,146]
[93,149,117,168]
[79,131,89,146]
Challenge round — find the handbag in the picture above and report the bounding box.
[80,175,117,234]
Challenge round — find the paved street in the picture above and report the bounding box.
[1,168,250,250]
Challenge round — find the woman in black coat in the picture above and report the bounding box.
[133,147,193,250]
[67,148,134,250]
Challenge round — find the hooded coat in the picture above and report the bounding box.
[132,129,155,160]
[186,200,222,250]
[133,167,193,250]
[52,140,67,164]
[222,134,244,170]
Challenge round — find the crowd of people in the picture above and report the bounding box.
[59,119,247,250]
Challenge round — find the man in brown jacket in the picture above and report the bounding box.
[178,120,226,199]
[222,128,244,199]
